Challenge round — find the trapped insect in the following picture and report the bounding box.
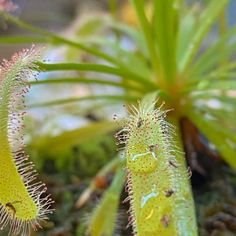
[5,201,22,216]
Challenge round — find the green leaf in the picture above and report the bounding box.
[0,36,47,44]
[0,11,133,70]
[75,16,108,36]
[107,20,148,55]
[190,93,236,114]
[153,0,177,83]
[177,7,197,65]
[0,11,153,82]
[28,95,139,108]
[188,80,236,92]
[79,37,151,79]
[205,80,236,90]
[190,72,236,84]
[131,0,160,77]
[190,26,236,76]
[30,120,119,154]
[140,90,160,111]
[170,118,198,235]
[75,157,123,208]
[197,105,236,128]
[89,167,125,236]
[36,62,157,89]
[30,77,146,93]
[189,110,236,169]
[180,0,228,72]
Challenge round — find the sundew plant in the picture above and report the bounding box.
[0,47,53,235]
[1,0,236,235]
[116,100,197,235]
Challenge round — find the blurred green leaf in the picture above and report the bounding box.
[131,0,160,76]
[78,37,151,79]
[30,77,145,93]
[29,95,139,108]
[89,168,125,236]
[0,11,130,67]
[189,110,236,169]
[107,21,148,55]
[190,26,236,76]
[0,36,47,43]
[36,62,156,88]
[197,105,236,128]
[153,0,177,83]
[30,120,119,155]
[76,17,108,36]
[188,80,236,91]
[191,93,236,113]
[177,7,197,65]
[180,0,228,72]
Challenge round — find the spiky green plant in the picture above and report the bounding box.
[116,99,197,235]
[0,47,53,235]
[1,0,236,235]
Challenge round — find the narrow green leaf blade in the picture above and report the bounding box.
[30,120,119,154]
[153,0,177,83]
[180,0,228,72]
[36,62,156,88]
[177,7,197,64]
[89,168,125,236]
[29,95,139,108]
[0,36,47,43]
[189,111,236,169]
[188,80,236,92]
[131,0,160,77]
[30,77,145,92]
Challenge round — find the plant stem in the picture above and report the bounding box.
[170,117,198,236]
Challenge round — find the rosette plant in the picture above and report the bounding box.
[1,0,236,235]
